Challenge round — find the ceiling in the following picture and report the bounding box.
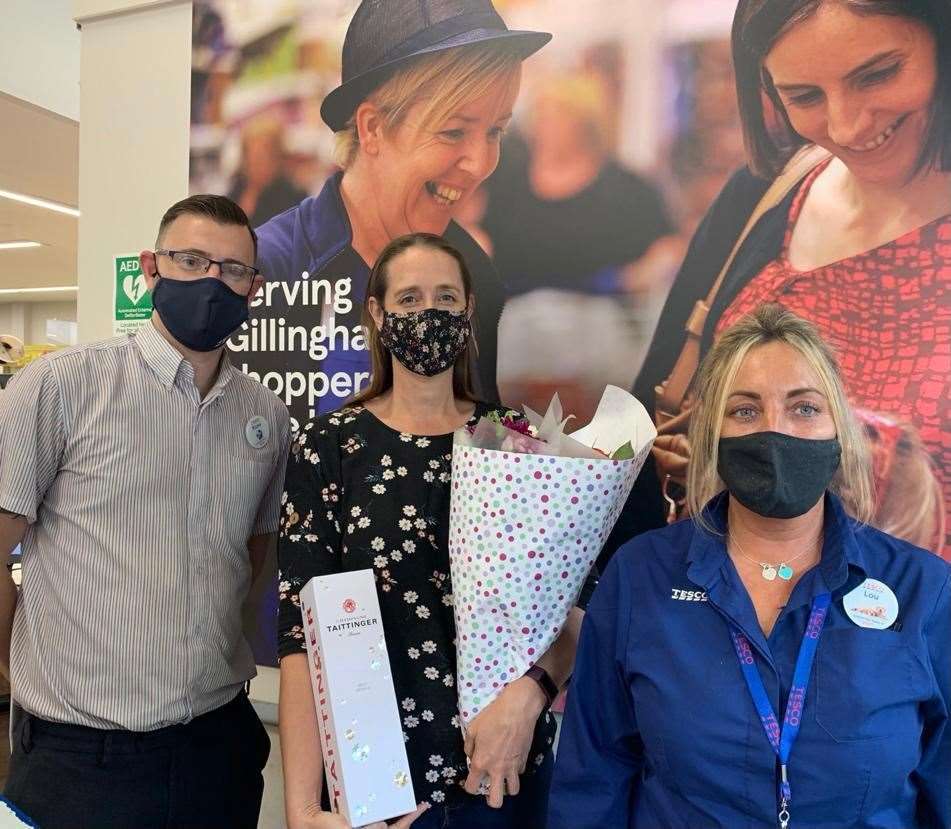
[0,94,79,294]
[0,0,80,298]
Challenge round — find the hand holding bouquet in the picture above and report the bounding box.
[449,386,656,724]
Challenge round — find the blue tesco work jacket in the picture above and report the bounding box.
[550,492,951,829]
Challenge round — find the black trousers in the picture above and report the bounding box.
[3,692,270,829]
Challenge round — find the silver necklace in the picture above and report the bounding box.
[729,534,820,582]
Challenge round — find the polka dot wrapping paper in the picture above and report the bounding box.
[449,387,655,725]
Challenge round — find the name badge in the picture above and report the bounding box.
[843,578,898,629]
[245,415,270,449]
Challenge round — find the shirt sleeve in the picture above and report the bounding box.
[252,405,292,536]
[277,422,344,660]
[548,553,643,828]
[0,358,66,523]
[915,570,951,827]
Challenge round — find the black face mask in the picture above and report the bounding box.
[151,274,249,352]
[717,431,841,519]
[380,308,470,377]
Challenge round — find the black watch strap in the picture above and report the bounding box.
[524,665,558,708]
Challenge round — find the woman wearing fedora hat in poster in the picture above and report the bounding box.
[254,0,549,419]
[271,5,565,828]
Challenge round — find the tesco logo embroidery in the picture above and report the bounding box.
[342,598,357,614]
[670,588,708,602]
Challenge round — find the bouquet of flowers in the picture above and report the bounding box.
[448,386,656,724]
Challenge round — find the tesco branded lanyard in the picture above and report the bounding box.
[729,593,831,829]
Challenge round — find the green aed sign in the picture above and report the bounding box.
[113,254,152,336]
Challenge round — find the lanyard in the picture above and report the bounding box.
[729,593,831,829]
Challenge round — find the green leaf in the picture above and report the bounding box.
[611,441,636,460]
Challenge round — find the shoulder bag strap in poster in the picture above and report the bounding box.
[653,144,832,427]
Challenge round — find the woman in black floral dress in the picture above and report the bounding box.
[277,234,586,829]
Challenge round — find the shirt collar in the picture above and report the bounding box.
[686,490,868,596]
[134,319,236,397]
[297,172,356,272]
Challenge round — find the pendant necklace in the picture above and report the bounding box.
[729,534,820,582]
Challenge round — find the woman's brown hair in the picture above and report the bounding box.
[351,233,478,405]
[732,0,951,178]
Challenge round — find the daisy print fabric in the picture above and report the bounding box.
[380,308,470,377]
[277,403,560,807]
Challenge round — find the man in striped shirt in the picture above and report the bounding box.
[0,195,291,828]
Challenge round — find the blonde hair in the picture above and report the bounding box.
[532,73,612,154]
[686,303,874,531]
[333,43,522,169]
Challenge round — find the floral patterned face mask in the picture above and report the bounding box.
[380,307,470,377]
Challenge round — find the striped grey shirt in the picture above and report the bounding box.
[0,322,290,731]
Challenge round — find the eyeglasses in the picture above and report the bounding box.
[155,249,259,293]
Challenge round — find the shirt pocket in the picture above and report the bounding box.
[814,628,926,743]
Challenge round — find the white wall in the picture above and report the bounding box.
[0,0,80,120]
[75,0,192,343]
[0,301,77,344]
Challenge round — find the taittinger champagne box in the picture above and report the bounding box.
[300,569,416,826]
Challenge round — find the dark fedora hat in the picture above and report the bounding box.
[321,0,551,132]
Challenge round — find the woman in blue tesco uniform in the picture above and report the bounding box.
[255,0,550,414]
[549,304,951,829]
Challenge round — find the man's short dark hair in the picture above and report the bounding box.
[156,195,258,261]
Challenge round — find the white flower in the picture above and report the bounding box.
[373,555,388,568]
[421,710,434,722]
[425,770,439,783]
[372,484,386,494]
[390,550,403,562]
[397,466,408,477]
[279,580,290,593]
[439,472,450,483]
[350,506,361,517]
[381,454,392,466]
[428,459,440,469]
[441,766,456,779]
[404,715,419,728]
[398,518,412,531]
[416,605,431,619]
[421,640,436,654]
[430,791,445,803]
[403,505,417,517]
[424,667,439,680]
[423,471,435,482]
[346,523,355,535]
[402,540,416,553]
[400,433,412,442]
[382,469,395,480]
[371,537,385,551]
[429,754,443,766]
[403,591,418,604]
[408,647,420,660]
[450,715,461,729]
[414,518,427,530]
[402,697,416,711]
[357,516,371,528]
[304,533,318,542]
[416,438,431,448]
[443,673,454,687]
[442,594,454,607]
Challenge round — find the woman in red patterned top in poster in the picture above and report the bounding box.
[615,0,951,562]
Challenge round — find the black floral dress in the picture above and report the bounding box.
[278,403,559,807]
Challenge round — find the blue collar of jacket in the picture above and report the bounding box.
[296,171,356,273]
[685,490,871,600]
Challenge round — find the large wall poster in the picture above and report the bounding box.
[190,1,949,665]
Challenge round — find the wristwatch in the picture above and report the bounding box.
[524,665,558,709]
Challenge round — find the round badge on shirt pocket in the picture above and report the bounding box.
[245,416,270,449]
